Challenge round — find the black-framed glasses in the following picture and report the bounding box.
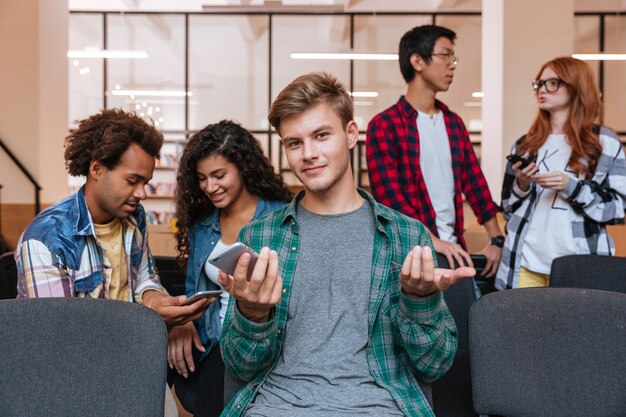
[531,78,564,93]
[431,53,459,65]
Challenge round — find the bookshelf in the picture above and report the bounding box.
[143,134,185,225]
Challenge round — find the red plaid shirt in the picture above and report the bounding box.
[366,96,499,248]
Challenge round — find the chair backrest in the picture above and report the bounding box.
[0,251,18,299]
[0,297,168,417]
[154,255,187,296]
[469,288,626,417]
[432,254,478,417]
[550,254,626,293]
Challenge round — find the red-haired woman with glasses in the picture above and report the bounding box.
[496,56,626,290]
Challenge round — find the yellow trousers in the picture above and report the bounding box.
[518,267,550,288]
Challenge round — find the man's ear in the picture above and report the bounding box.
[410,53,425,73]
[89,160,103,180]
[346,120,359,150]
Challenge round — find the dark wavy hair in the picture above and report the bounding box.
[175,120,292,267]
[64,108,163,176]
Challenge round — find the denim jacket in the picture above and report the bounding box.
[15,186,165,301]
[186,198,286,354]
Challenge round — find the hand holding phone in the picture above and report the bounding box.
[182,290,223,306]
[208,242,259,281]
[215,245,282,324]
[506,154,531,169]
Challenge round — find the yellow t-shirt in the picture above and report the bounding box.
[93,218,129,301]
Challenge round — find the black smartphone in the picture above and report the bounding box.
[506,154,531,169]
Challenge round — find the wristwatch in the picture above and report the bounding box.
[489,235,505,248]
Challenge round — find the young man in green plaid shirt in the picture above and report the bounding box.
[217,72,475,417]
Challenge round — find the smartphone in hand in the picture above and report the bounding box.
[208,242,259,281]
[182,290,223,306]
[506,154,532,169]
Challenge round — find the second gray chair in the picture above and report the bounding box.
[469,288,626,417]
[550,254,626,293]
[0,297,168,417]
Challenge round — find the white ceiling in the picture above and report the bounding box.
[68,0,626,13]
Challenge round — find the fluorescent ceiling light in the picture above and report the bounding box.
[283,0,337,4]
[112,90,193,97]
[572,53,626,61]
[125,99,198,105]
[202,1,342,11]
[67,49,149,59]
[350,91,379,98]
[291,52,398,61]
[472,91,484,98]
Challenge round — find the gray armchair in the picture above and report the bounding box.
[0,297,168,417]
[550,254,626,293]
[469,288,626,417]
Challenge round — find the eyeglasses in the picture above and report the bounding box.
[431,53,459,65]
[531,78,564,93]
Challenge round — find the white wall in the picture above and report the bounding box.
[0,0,68,204]
[481,0,574,197]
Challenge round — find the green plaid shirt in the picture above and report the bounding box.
[220,189,457,417]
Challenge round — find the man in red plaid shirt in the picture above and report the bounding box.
[366,24,504,277]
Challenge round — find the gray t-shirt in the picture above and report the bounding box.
[245,202,403,417]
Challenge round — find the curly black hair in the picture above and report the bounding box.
[175,120,292,267]
[64,108,163,176]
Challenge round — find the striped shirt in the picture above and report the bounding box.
[496,126,626,289]
[15,187,165,302]
[220,189,457,417]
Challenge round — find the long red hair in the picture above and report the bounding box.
[519,57,603,178]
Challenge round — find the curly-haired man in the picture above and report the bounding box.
[15,108,210,329]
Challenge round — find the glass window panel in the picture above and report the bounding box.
[69,14,104,128]
[435,15,482,133]
[574,16,601,78]
[189,15,270,131]
[356,133,368,188]
[353,15,432,130]
[272,16,351,102]
[251,132,271,165]
[604,16,626,133]
[470,133,481,162]
[106,14,185,131]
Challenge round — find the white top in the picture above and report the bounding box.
[417,110,456,243]
[203,239,230,325]
[521,134,578,274]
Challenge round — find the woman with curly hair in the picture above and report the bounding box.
[169,120,291,417]
[496,57,626,290]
